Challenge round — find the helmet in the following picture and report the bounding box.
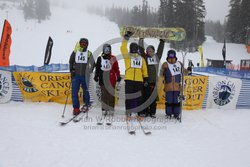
[79,38,89,48]
[129,42,139,54]
[103,43,111,55]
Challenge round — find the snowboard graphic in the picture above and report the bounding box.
[120,26,186,41]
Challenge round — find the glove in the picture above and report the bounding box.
[177,95,186,102]
[94,76,98,82]
[124,31,133,40]
[160,39,166,42]
[187,66,192,75]
[70,70,75,79]
[117,76,122,82]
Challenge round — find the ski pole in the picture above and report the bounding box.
[61,80,72,118]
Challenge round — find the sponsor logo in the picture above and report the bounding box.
[213,80,236,106]
[17,73,38,93]
[0,74,10,99]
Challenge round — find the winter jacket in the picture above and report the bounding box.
[69,42,95,76]
[95,54,120,87]
[139,39,165,83]
[120,39,148,82]
[161,61,188,92]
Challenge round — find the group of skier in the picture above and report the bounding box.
[69,31,191,121]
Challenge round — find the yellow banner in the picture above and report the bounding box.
[157,76,208,110]
[198,46,205,67]
[13,72,83,104]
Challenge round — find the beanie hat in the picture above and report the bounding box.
[167,50,177,59]
[146,45,155,52]
[129,42,139,54]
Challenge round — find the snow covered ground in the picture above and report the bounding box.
[1,102,250,167]
[1,1,250,167]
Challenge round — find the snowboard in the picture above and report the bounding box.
[120,26,186,41]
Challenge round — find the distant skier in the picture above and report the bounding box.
[120,31,148,120]
[69,38,95,115]
[138,38,165,118]
[160,50,191,120]
[94,43,121,116]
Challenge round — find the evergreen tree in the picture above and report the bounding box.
[226,0,242,43]
[240,0,250,44]
[23,0,35,20]
[35,0,51,22]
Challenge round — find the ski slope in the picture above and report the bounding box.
[1,102,250,167]
[1,2,250,167]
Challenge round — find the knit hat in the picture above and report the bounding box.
[129,42,139,54]
[167,50,177,59]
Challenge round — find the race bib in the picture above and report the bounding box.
[167,62,181,76]
[147,56,158,65]
[101,57,111,71]
[75,51,88,63]
[131,57,142,68]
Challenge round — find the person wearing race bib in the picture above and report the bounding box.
[160,50,191,120]
[69,38,95,115]
[120,31,148,120]
[94,44,121,116]
[139,38,165,118]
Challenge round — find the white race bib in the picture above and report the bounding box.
[101,57,112,71]
[167,62,181,76]
[147,56,158,65]
[75,51,88,63]
[131,56,142,68]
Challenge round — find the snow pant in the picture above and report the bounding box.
[71,75,90,109]
[100,85,115,111]
[165,91,181,118]
[125,80,144,116]
[143,83,157,116]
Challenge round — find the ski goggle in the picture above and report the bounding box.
[103,47,111,54]
[80,42,88,47]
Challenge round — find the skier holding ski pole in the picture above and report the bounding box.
[160,50,191,120]
[69,38,95,116]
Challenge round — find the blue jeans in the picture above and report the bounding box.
[165,91,180,117]
[71,75,90,109]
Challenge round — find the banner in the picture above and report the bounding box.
[183,76,208,110]
[0,70,12,103]
[157,76,208,110]
[13,72,83,104]
[0,19,12,66]
[198,46,204,67]
[44,36,53,65]
[206,76,242,109]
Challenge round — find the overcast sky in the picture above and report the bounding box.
[54,0,230,22]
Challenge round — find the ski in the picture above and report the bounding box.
[126,119,136,135]
[137,118,151,135]
[59,112,83,126]
[97,114,106,125]
[59,107,89,126]
[73,107,89,123]
[106,114,113,126]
